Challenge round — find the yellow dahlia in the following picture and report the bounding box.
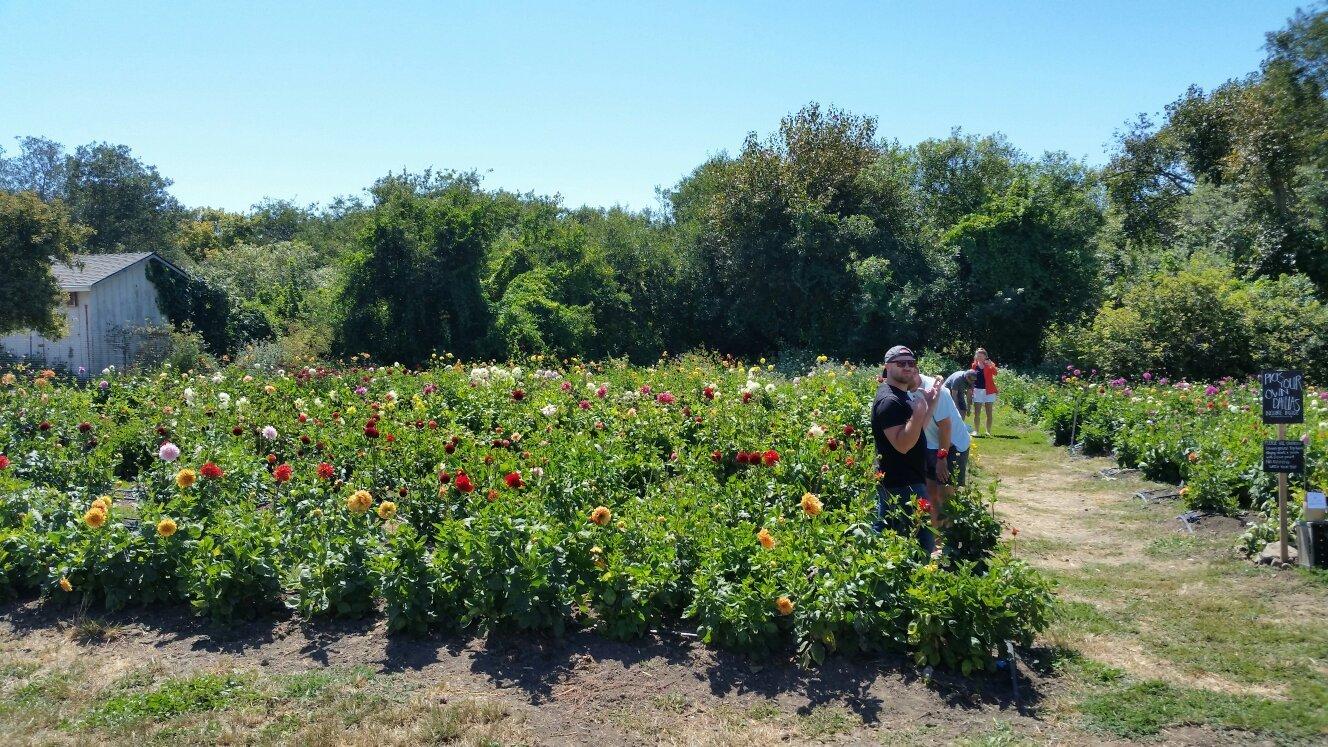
[59,577,73,593]
[800,492,823,516]
[83,507,107,528]
[589,506,612,526]
[156,517,178,537]
[346,489,373,514]
[376,500,397,520]
[91,495,113,512]
[175,468,197,489]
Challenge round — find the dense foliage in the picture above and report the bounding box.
[0,192,87,338]
[0,356,1047,669]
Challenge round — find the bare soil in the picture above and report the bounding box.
[0,596,1064,745]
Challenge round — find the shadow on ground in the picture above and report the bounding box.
[0,595,1046,726]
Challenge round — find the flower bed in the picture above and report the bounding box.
[1011,369,1327,553]
[0,356,1048,671]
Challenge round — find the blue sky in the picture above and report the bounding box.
[0,1,1302,213]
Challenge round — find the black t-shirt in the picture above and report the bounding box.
[871,381,927,488]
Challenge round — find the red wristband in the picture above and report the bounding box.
[936,449,949,459]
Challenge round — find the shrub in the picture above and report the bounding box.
[1046,263,1328,382]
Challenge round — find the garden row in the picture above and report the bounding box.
[0,356,1049,672]
[1004,370,1326,553]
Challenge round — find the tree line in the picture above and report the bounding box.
[4,7,1328,380]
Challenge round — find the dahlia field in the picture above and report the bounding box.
[0,355,1048,673]
[1012,369,1328,553]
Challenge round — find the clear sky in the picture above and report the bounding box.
[0,0,1303,213]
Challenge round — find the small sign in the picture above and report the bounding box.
[1309,492,1328,510]
[1261,370,1304,424]
[1263,439,1305,473]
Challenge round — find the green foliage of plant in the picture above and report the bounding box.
[941,481,1002,563]
[184,506,281,623]
[0,357,1051,669]
[906,551,1053,675]
[283,503,378,619]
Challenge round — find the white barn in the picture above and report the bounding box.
[0,252,188,375]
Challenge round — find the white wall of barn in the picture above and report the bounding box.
[0,258,169,375]
[0,296,90,372]
[88,259,168,372]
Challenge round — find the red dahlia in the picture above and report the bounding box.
[504,471,524,489]
[761,449,780,467]
[455,472,474,493]
[200,462,224,480]
[273,464,293,482]
[317,462,335,480]
[0,454,9,470]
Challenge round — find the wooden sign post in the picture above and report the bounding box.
[1261,370,1304,563]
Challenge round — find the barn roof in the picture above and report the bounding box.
[52,252,186,290]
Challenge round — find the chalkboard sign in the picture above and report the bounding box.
[1263,439,1305,473]
[1261,370,1304,424]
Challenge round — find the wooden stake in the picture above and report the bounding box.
[1279,422,1289,564]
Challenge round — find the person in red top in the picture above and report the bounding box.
[970,347,998,436]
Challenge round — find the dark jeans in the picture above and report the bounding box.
[873,481,936,554]
[951,448,969,487]
[925,447,970,487]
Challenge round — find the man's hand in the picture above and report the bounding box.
[935,457,949,482]
[921,378,941,407]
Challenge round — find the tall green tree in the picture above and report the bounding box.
[64,142,182,255]
[0,192,89,337]
[335,172,505,362]
[943,157,1103,363]
[0,136,68,202]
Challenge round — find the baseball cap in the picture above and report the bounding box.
[883,345,915,363]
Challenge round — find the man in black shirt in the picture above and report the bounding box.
[871,345,940,554]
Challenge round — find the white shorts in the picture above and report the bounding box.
[973,388,997,404]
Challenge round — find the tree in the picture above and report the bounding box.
[334,171,505,363]
[0,192,89,337]
[0,136,68,201]
[943,158,1103,363]
[670,104,904,357]
[64,142,182,255]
